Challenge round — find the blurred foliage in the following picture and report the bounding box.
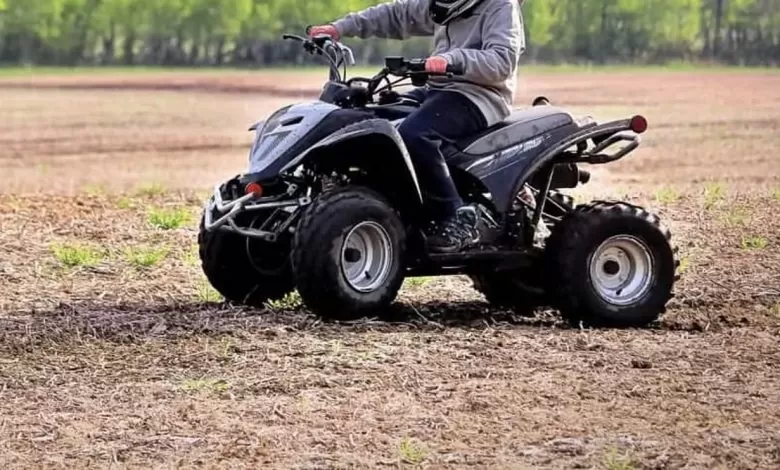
[0,0,777,66]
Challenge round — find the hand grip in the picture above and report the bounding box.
[446,64,464,75]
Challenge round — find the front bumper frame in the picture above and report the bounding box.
[202,184,311,241]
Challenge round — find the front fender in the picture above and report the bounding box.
[280,118,423,205]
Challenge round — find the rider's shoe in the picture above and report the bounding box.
[427,206,481,254]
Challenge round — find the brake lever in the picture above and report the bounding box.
[282,34,306,42]
[340,44,356,66]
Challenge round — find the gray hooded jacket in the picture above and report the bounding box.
[332,0,525,127]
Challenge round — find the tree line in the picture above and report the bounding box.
[0,0,777,67]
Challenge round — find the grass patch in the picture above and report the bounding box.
[398,437,428,465]
[135,182,167,198]
[740,235,768,250]
[266,291,303,311]
[37,163,51,175]
[678,255,692,275]
[654,186,680,205]
[148,207,192,230]
[722,207,752,227]
[603,448,636,470]
[404,277,433,289]
[82,183,108,197]
[124,246,168,268]
[183,244,200,266]
[703,182,726,210]
[180,378,230,394]
[773,188,780,202]
[116,197,134,209]
[771,303,780,318]
[196,281,223,303]
[50,243,104,268]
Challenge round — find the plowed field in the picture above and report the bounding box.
[1,68,779,469]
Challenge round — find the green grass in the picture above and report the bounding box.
[771,303,780,318]
[722,207,752,227]
[265,291,303,311]
[603,448,636,470]
[81,183,108,197]
[135,182,167,198]
[183,244,200,267]
[50,243,104,268]
[703,182,726,210]
[398,437,428,465]
[654,186,680,205]
[180,378,230,394]
[403,276,433,289]
[37,163,52,176]
[772,188,780,202]
[124,246,169,268]
[678,255,693,275]
[116,197,134,210]
[148,207,192,230]
[195,281,223,303]
[740,235,768,250]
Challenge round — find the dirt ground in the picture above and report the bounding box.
[0,69,779,469]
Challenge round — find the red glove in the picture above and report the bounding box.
[425,56,449,74]
[308,25,340,41]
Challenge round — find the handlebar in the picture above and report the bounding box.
[384,56,464,77]
[282,31,465,105]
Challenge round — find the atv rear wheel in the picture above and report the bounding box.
[546,201,678,328]
[292,186,406,320]
[198,209,294,306]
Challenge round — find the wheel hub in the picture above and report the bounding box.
[589,235,654,306]
[341,221,393,293]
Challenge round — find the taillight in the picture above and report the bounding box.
[245,183,264,197]
[630,115,648,134]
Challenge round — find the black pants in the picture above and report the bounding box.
[397,88,488,221]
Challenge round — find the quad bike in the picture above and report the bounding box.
[198,33,679,328]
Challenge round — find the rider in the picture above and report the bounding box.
[309,0,525,254]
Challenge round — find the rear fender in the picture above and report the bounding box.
[280,118,423,206]
[505,117,645,214]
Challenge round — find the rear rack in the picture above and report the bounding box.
[508,114,649,245]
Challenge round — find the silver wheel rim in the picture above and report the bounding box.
[589,235,654,306]
[340,221,393,293]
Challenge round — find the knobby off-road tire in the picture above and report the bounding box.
[545,201,679,328]
[292,186,406,320]
[470,190,574,316]
[198,213,294,307]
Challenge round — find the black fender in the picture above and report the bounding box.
[280,118,424,206]
[504,117,641,214]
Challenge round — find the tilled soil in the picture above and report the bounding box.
[0,69,778,469]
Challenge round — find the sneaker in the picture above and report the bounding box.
[427,206,481,254]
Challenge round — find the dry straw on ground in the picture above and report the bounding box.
[0,69,778,469]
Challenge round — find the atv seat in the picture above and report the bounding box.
[455,106,575,156]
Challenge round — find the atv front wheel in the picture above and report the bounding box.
[546,201,678,328]
[198,210,294,306]
[292,186,406,320]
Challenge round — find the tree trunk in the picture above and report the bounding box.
[122,31,136,65]
[713,0,725,58]
[215,37,226,65]
[102,22,116,64]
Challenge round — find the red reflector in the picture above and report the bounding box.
[630,115,648,134]
[245,183,263,196]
